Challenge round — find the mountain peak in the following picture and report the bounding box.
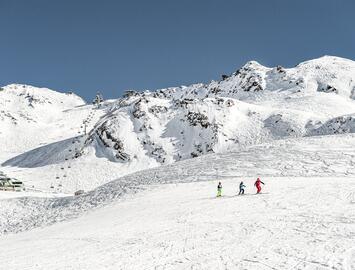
[241,60,268,70]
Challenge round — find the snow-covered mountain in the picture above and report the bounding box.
[81,56,355,165]
[1,56,355,192]
[0,84,87,159]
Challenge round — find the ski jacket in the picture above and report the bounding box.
[217,183,222,189]
[254,180,264,187]
[239,183,246,189]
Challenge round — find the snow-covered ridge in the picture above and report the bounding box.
[0,84,85,117]
[81,56,355,164]
[0,84,89,159]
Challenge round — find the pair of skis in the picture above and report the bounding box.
[216,192,267,198]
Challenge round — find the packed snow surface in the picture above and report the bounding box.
[1,176,355,269]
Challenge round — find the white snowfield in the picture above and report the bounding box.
[2,177,355,270]
[1,56,355,269]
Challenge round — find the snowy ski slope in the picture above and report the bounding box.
[1,134,355,269]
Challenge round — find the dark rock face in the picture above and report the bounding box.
[210,87,222,95]
[317,83,338,94]
[190,141,214,158]
[186,112,210,129]
[221,74,229,80]
[94,121,130,162]
[174,98,195,109]
[0,111,18,124]
[233,66,264,92]
[132,100,146,119]
[295,78,304,86]
[123,90,138,98]
[148,105,168,116]
[276,65,286,74]
[141,139,167,163]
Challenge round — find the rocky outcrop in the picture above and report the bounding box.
[308,115,355,135]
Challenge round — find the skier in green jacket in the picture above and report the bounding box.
[217,182,222,197]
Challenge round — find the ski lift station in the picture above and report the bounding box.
[0,176,25,192]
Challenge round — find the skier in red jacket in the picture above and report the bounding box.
[254,178,265,194]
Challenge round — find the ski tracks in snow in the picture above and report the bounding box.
[1,177,355,269]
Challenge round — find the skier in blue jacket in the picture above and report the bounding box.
[239,181,246,195]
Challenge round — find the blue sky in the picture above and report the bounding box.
[1,0,354,101]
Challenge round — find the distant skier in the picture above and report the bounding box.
[239,181,246,195]
[254,178,265,194]
[217,182,222,197]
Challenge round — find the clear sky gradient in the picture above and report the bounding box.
[1,0,354,101]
